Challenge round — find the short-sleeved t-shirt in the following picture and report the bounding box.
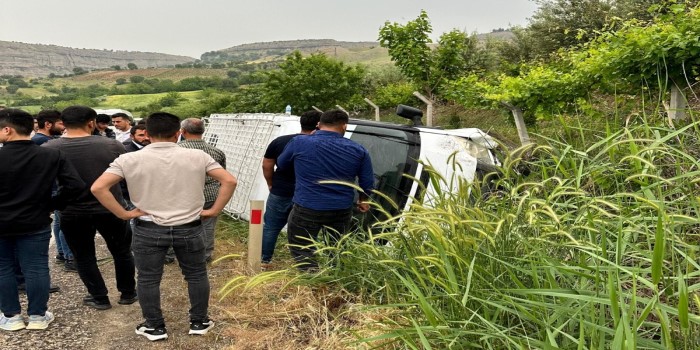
[264,134,300,197]
[105,142,222,226]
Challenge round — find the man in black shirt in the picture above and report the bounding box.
[44,106,137,311]
[260,110,321,264]
[0,109,84,331]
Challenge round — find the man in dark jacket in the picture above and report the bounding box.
[0,109,84,331]
[92,114,116,139]
[123,124,150,153]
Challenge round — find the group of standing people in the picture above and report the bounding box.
[0,105,374,341]
[261,109,374,270]
[0,106,236,342]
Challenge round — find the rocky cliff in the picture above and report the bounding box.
[0,41,195,77]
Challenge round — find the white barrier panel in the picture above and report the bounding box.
[203,114,302,220]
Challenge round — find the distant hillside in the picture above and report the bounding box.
[0,41,195,77]
[204,34,515,66]
[203,39,390,66]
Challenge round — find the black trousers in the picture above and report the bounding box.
[60,213,136,301]
[286,204,352,270]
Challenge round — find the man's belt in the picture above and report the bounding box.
[134,219,202,229]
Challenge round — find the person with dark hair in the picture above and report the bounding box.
[30,110,75,272]
[260,110,321,265]
[111,113,132,143]
[277,109,374,270]
[123,124,150,153]
[177,118,226,263]
[0,109,84,331]
[91,112,237,341]
[31,110,63,145]
[43,105,137,311]
[92,114,116,139]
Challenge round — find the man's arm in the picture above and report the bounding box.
[262,158,275,190]
[201,168,237,217]
[356,151,375,213]
[91,173,145,220]
[52,154,86,211]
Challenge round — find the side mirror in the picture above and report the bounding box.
[396,105,423,126]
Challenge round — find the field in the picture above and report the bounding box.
[68,68,229,84]
[98,90,203,111]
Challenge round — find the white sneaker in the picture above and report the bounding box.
[0,314,25,331]
[26,311,54,330]
[188,319,214,335]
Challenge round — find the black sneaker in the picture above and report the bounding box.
[188,318,214,335]
[55,253,66,262]
[83,296,112,310]
[135,322,168,341]
[64,260,77,273]
[118,294,138,305]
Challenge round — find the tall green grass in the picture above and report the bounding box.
[291,115,700,349]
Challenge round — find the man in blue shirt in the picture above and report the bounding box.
[277,109,374,270]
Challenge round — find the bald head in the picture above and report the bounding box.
[180,118,205,140]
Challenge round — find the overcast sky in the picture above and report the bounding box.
[1,0,538,59]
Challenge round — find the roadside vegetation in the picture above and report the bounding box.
[214,1,700,348]
[218,107,700,349]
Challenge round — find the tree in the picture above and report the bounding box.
[379,10,433,94]
[264,51,365,112]
[112,65,122,70]
[115,78,127,85]
[129,75,145,84]
[127,63,138,70]
[379,11,486,98]
[6,85,20,94]
[522,0,700,58]
[527,0,613,57]
[447,3,700,145]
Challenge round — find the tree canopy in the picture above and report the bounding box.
[264,51,365,112]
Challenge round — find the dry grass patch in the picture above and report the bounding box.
[209,218,389,350]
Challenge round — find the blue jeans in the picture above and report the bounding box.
[0,228,51,316]
[262,194,294,263]
[53,211,73,260]
[132,220,210,327]
[287,205,353,270]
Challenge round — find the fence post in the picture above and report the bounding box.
[412,92,434,126]
[364,98,380,121]
[248,200,264,273]
[501,102,531,146]
[335,105,349,115]
[668,84,687,120]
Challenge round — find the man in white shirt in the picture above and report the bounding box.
[111,113,132,143]
[91,112,237,342]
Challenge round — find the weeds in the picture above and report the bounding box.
[221,113,700,349]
